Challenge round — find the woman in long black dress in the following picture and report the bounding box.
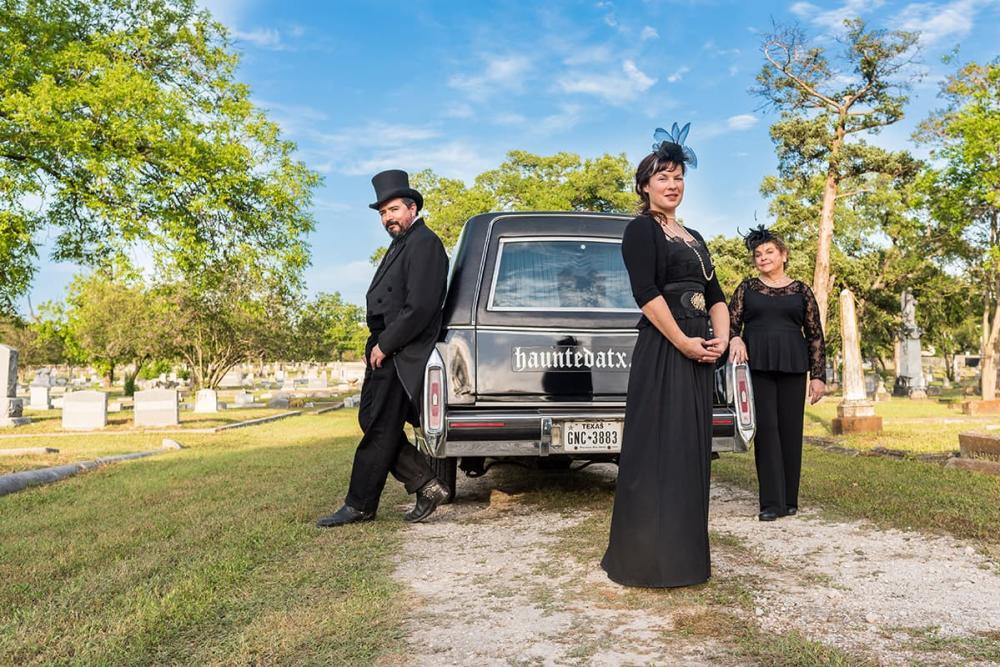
[602,124,729,588]
[728,226,826,521]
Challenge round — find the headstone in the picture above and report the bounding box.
[896,289,927,399]
[832,290,882,434]
[219,368,243,388]
[281,378,295,391]
[134,389,179,427]
[29,386,52,410]
[275,370,285,382]
[267,393,290,409]
[308,374,328,389]
[194,389,219,413]
[62,390,107,430]
[32,369,55,387]
[874,378,891,402]
[233,390,254,406]
[0,345,30,427]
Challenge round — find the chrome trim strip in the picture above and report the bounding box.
[450,325,639,334]
[463,401,629,408]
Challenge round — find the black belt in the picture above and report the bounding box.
[663,290,708,319]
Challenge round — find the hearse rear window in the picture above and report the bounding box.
[488,237,637,311]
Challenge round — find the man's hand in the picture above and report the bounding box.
[369,344,387,369]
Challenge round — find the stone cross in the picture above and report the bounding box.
[832,290,882,434]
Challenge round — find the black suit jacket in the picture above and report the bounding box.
[366,218,449,417]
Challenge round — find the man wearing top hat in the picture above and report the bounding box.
[317,169,451,527]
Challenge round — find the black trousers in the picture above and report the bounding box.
[751,370,806,513]
[344,357,435,514]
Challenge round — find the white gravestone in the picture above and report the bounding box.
[0,345,30,426]
[233,391,254,406]
[134,389,179,427]
[62,390,108,430]
[219,369,243,388]
[29,386,52,410]
[194,389,219,413]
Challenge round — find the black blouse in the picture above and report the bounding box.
[621,214,726,323]
[729,278,826,382]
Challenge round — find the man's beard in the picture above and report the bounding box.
[385,222,401,238]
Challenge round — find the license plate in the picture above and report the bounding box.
[562,420,623,452]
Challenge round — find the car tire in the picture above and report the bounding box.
[427,455,457,504]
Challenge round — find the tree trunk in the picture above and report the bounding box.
[812,126,844,333]
[982,301,1000,401]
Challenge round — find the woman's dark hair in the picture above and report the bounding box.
[635,147,686,217]
[742,224,789,261]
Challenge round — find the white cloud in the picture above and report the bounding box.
[494,112,527,125]
[892,0,983,45]
[341,141,493,182]
[558,59,656,103]
[444,103,475,119]
[536,103,585,135]
[305,259,375,306]
[319,122,441,149]
[232,27,284,49]
[562,45,614,65]
[792,0,886,33]
[727,114,759,130]
[667,66,691,83]
[640,25,659,40]
[449,55,532,96]
[197,0,256,26]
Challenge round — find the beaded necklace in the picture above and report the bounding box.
[657,217,715,281]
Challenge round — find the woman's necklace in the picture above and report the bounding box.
[657,217,715,281]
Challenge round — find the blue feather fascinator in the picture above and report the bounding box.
[652,122,698,169]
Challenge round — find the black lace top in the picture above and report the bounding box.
[729,278,826,382]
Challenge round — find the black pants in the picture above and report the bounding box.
[751,370,806,514]
[344,357,435,514]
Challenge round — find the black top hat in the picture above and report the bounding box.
[369,169,423,211]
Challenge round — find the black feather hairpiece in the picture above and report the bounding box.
[739,224,775,252]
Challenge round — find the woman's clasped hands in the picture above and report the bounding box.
[680,336,726,364]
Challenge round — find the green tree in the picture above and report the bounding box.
[62,271,167,392]
[0,0,320,312]
[755,19,920,329]
[159,268,293,389]
[407,150,634,256]
[915,59,1000,399]
[295,292,367,362]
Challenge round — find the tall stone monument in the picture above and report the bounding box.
[895,289,927,399]
[0,345,31,427]
[832,290,882,434]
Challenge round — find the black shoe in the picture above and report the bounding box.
[316,504,374,528]
[783,506,798,517]
[404,479,450,523]
[758,510,779,522]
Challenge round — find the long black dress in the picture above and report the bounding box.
[602,214,726,588]
[728,278,826,514]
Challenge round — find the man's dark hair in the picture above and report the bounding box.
[400,197,417,210]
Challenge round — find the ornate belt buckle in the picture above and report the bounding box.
[684,291,706,312]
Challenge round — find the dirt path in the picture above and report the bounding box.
[387,464,1000,666]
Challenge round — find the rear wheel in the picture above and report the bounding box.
[427,455,457,504]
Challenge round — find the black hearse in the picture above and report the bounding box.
[415,212,755,495]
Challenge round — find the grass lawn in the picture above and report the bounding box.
[0,410,409,666]
[803,396,999,454]
[11,408,292,435]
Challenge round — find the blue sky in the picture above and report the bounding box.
[24,0,1000,311]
